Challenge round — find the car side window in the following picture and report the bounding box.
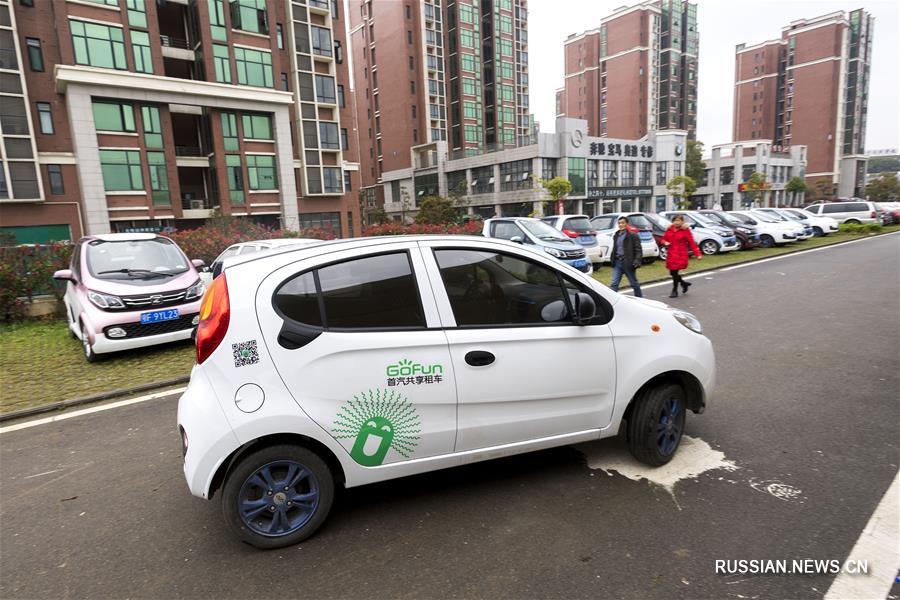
[822,204,841,214]
[434,249,574,327]
[491,221,522,240]
[592,216,615,230]
[275,252,425,330]
[71,245,81,280]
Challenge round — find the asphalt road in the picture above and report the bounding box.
[2,233,898,600]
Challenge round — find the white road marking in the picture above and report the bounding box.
[22,469,64,479]
[824,471,900,600]
[0,387,186,434]
[576,435,739,501]
[748,478,805,503]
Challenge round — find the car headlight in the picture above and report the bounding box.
[672,310,703,334]
[737,227,752,234]
[543,247,565,258]
[87,289,125,309]
[184,279,206,301]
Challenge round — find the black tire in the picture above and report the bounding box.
[700,240,719,255]
[759,234,775,248]
[812,226,823,237]
[659,246,668,261]
[222,444,335,549]
[626,383,687,466]
[845,219,861,225]
[80,321,100,363]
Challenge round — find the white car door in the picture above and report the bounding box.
[255,242,457,467]
[420,239,617,452]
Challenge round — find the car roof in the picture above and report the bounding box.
[86,233,159,242]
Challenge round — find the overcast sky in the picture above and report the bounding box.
[529,0,899,153]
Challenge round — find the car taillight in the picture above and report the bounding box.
[195,274,230,364]
[562,229,579,238]
[870,211,877,218]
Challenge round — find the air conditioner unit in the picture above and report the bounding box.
[190,199,204,210]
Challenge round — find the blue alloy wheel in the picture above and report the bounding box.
[238,460,320,537]
[656,397,681,456]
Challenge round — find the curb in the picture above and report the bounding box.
[601,229,898,291]
[0,375,190,423]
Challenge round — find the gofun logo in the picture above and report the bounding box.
[386,359,444,377]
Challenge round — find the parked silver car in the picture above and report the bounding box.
[803,200,880,224]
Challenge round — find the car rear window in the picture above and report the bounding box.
[626,215,652,229]
[591,216,615,230]
[563,217,593,233]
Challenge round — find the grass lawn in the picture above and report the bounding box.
[592,226,900,288]
[0,320,194,414]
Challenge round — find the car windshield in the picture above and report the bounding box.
[87,238,189,280]
[760,210,788,222]
[642,212,672,229]
[690,213,719,227]
[563,217,594,233]
[519,220,570,241]
[730,213,756,225]
[784,209,808,220]
[624,215,652,229]
[750,211,780,223]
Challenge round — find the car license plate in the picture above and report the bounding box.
[639,231,652,241]
[140,308,179,324]
[579,235,594,243]
[573,259,588,268]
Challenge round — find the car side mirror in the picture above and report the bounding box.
[191,258,205,269]
[574,292,596,325]
[509,236,524,244]
[53,269,74,282]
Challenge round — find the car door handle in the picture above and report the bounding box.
[465,350,495,367]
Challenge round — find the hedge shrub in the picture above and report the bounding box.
[839,222,883,235]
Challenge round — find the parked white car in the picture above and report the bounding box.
[179,235,715,548]
[589,213,661,263]
[763,208,839,237]
[541,214,613,265]
[752,209,813,240]
[803,200,880,224]
[728,211,798,247]
[202,238,323,284]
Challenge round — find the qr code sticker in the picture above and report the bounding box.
[232,340,259,368]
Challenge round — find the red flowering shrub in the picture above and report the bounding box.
[0,242,73,322]
[362,221,482,237]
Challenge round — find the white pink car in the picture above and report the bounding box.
[54,233,206,362]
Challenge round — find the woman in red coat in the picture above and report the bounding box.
[661,214,702,298]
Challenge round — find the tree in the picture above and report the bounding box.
[785,176,808,207]
[744,171,771,207]
[539,176,572,216]
[685,140,706,183]
[367,207,389,225]
[867,156,900,174]
[666,175,697,209]
[866,173,900,201]
[415,195,458,224]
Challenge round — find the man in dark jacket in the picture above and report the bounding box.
[609,216,643,297]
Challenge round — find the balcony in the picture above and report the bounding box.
[178,166,216,219]
[158,0,197,61]
[172,112,210,167]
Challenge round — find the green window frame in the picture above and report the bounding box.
[235,47,273,88]
[460,29,475,49]
[500,84,514,101]
[93,101,136,132]
[141,106,162,148]
[241,114,272,140]
[500,39,513,57]
[499,15,512,33]
[221,112,239,150]
[230,0,269,35]
[131,30,152,74]
[84,0,118,5]
[459,4,473,23]
[568,157,585,196]
[213,44,231,83]
[499,0,512,9]
[126,0,148,28]
[246,154,277,190]
[70,20,127,70]
[500,61,513,80]
[226,154,245,203]
[503,128,515,145]
[502,106,515,125]
[99,149,143,192]
[462,77,479,96]
[147,152,170,206]
[464,124,481,143]
[462,101,478,120]
[208,0,227,41]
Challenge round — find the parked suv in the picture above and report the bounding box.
[590,213,661,263]
[178,235,715,548]
[803,200,880,224]
[54,234,206,361]
[483,217,592,273]
[541,214,612,266]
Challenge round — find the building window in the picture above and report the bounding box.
[299,211,340,233]
[323,167,342,193]
[92,101,135,132]
[568,158,585,196]
[242,113,272,140]
[620,161,635,186]
[464,124,482,144]
[638,162,651,186]
[460,29,475,48]
[130,30,152,73]
[407,30,413,44]
[247,154,277,190]
[343,170,352,192]
[719,166,734,185]
[35,102,53,134]
[208,0,227,41]
[141,106,162,148]
[334,40,343,64]
[410,80,416,94]
[311,26,333,56]
[126,0,147,27]
[147,152,170,205]
[306,167,322,193]
[230,0,268,35]
[276,23,284,49]
[655,162,667,185]
[213,44,231,83]
[319,122,339,149]
[471,165,493,194]
[340,127,348,151]
[280,72,289,91]
[337,84,345,107]
[46,164,64,195]
[604,160,618,186]
[542,158,557,180]
[25,38,43,72]
[70,20,127,70]
[226,154,244,203]
[315,74,336,104]
[462,77,479,96]
[99,149,143,191]
[499,159,532,191]
[235,47,273,87]
[221,112,239,151]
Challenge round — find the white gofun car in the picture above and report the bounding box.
[179,236,715,548]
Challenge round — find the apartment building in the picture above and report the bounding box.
[692,141,807,210]
[733,9,872,199]
[379,117,687,220]
[556,0,697,140]
[350,0,533,214]
[0,0,361,244]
